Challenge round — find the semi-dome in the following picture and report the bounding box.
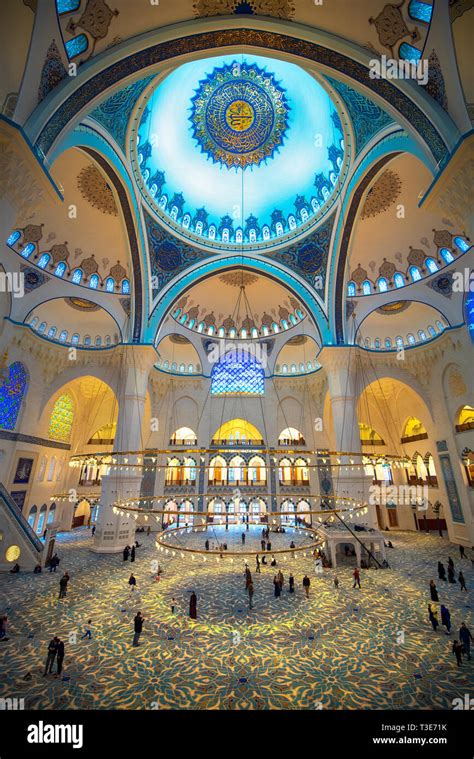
[130,54,348,252]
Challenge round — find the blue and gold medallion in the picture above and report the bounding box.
[190,62,289,169]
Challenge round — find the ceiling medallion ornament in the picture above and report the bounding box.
[361,169,401,219]
[77,165,118,215]
[219,272,259,287]
[190,62,289,170]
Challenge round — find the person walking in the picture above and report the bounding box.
[123,545,130,562]
[437,561,446,581]
[81,620,92,640]
[56,639,65,676]
[245,567,252,589]
[189,591,197,619]
[448,556,454,571]
[458,571,467,592]
[428,604,439,631]
[288,574,295,593]
[255,555,261,573]
[429,579,439,601]
[58,572,69,599]
[248,580,254,609]
[128,573,137,592]
[303,574,310,599]
[133,612,144,646]
[447,564,456,584]
[241,532,246,545]
[459,544,466,559]
[91,524,96,537]
[277,570,284,590]
[459,622,473,660]
[440,605,451,635]
[353,568,361,589]
[273,575,281,598]
[453,639,463,666]
[44,637,59,675]
[130,544,136,563]
[171,597,176,614]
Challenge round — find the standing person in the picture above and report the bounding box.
[128,573,137,592]
[458,571,467,592]
[440,605,451,635]
[459,622,473,660]
[91,524,96,537]
[255,555,261,573]
[248,580,254,609]
[205,539,209,551]
[171,597,176,614]
[81,620,92,640]
[147,526,151,537]
[245,567,252,589]
[133,612,144,647]
[459,545,466,559]
[453,639,463,666]
[437,561,446,581]
[429,579,439,601]
[189,591,197,620]
[123,545,130,562]
[44,637,59,675]
[447,556,454,571]
[288,574,295,594]
[428,604,439,631]
[241,532,246,545]
[56,639,65,676]
[447,563,456,584]
[58,572,69,599]
[273,576,281,598]
[353,567,361,589]
[130,544,136,563]
[303,575,310,598]
[277,570,284,590]
[0,615,8,641]
[261,539,266,551]
[266,540,272,552]
[334,576,339,590]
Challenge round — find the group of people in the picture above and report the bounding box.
[428,547,472,666]
[44,636,65,676]
[123,541,141,562]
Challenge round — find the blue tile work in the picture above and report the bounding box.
[90,76,155,151]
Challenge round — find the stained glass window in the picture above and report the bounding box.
[21,243,35,258]
[89,274,99,289]
[362,280,372,294]
[59,330,68,342]
[454,236,470,253]
[6,231,20,246]
[347,282,356,296]
[399,43,422,61]
[72,268,83,284]
[55,262,67,277]
[466,291,474,344]
[394,273,405,288]
[408,0,433,23]
[122,279,130,294]
[377,277,388,292]
[440,248,454,264]
[0,362,28,430]
[48,394,74,443]
[65,34,88,60]
[211,352,265,396]
[38,253,50,269]
[409,266,421,281]
[56,0,80,12]
[105,277,115,292]
[425,258,438,273]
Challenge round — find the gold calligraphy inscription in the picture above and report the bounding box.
[225,100,255,131]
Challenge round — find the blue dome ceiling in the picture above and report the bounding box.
[130,54,349,252]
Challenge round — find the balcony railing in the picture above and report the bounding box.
[207,478,267,487]
[210,438,265,447]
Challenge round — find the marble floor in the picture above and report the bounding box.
[0,525,473,710]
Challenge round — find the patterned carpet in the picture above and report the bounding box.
[0,526,472,710]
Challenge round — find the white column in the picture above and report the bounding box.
[92,347,155,554]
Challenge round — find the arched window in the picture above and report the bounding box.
[435,320,444,332]
[38,322,46,333]
[275,221,284,236]
[71,268,83,284]
[395,336,404,348]
[54,262,67,277]
[211,352,265,396]
[235,229,243,243]
[159,194,167,209]
[105,335,111,346]
[58,330,68,342]
[188,364,193,373]
[89,274,99,289]
[288,215,296,230]
[418,329,427,341]
[47,327,57,339]
[208,225,216,240]
[272,322,280,333]
[195,221,203,235]
[249,229,257,243]
[374,338,381,349]
[6,231,21,246]
[377,277,388,292]
[29,316,39,328]
[27,505,37,529]
[399,42,422,61]
[440,248,454,264]
[291,363,297,373]
[71,333,79,344]
[409,266,421,282]
[20,243,35,258]
[47,458,56,482]
[347,281,356,296]
[384,337,392,349]
[427,325,436,338]
[300,207,309,222]
[311,198,319,213]
[37,253,50,269]
[47,503,57,524]
[262,226,270,240]
[425,258,438,274]
[0,362,28,430]
[105,277,115,292]
[454,236,470,253]
[407,333,415,345]
[95,336,102,346]
[36,504,47,533]
[362,280,372,295]
[182,214,191,229]
[394,272,405,288]
[65,34,88,60]
[48,394,74,443]
[408,0,433,22]
[121,279,130,294]
[221,228,230,243]
[83,335,91,346]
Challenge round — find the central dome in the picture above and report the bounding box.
[131,54,348,251]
